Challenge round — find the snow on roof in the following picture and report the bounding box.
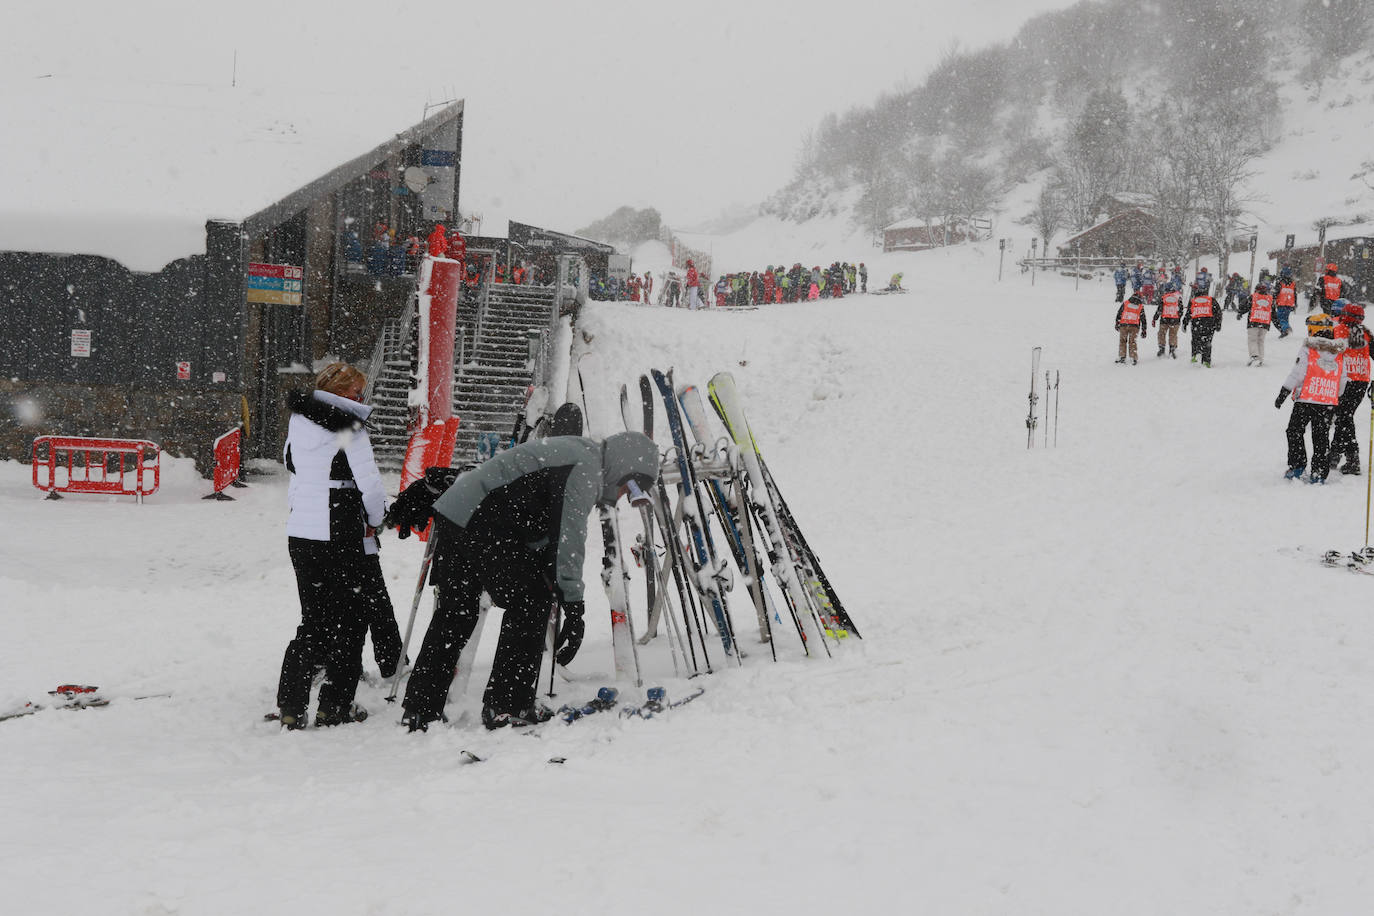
[882,216,949,231]
[0,77,455,272]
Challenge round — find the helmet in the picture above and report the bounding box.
[1307,313,1334,335]
[1341,303,1365,322]
[1327,263,1338,272]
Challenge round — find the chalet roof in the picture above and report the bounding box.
[1059,208,1153,247]
[0,76,463,271]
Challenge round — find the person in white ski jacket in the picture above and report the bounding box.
[1275,314,1347,483]
[275,363,388,729]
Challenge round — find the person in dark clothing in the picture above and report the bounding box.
[859,263,868,294]
[393,432,660,731]
[276,363,387,730]
[1113,264,1128,303]
[1183,288,1223,367]
[1329,302,1371,475]
[1115,292,1148,364]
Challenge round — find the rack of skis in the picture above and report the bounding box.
[591,369,860,687]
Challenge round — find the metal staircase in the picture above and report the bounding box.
[451,283,557,462]
[365,281,560,472]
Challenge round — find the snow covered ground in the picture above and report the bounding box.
[6,236,1374,915]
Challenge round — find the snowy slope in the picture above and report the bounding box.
[5,236,1374,914]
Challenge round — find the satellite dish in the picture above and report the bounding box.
[403,166,430,193]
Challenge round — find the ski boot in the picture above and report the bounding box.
[1157,346,1165,357]
[401,709,446,733]
[1284,466,1305,480]
[1131,357,1138,365]
[1170,347,1178,359]
[315,704,368,727]
[1191,354,1199,363]
[1203,361,1211,368]
[482,704,555,730]
[279,711,309,731]
[1309,474,1327,485]
[1114,357,1126,364]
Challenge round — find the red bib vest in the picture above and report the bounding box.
[1345,334,1371,382]
[1119,301,1143,325]
[1300,347,1342,405]
[1161,291,1181,319]
[1190,296,1216,320]
[1323,275,1343,301]
[1248,293,1273,325]
[1277,285,1297,308]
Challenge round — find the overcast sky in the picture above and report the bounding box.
[15,0,1079,235]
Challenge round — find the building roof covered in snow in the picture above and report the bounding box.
[0,77,463,272]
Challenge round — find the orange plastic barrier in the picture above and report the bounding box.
[204,428,244,501]
[398,416,461,542]
[32,436,160,502]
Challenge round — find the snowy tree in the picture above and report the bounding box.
[1019,186,1065,252]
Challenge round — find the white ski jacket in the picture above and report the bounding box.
[283,390,386,543]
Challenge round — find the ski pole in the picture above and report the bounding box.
[1366,405,1373,547]
[388,532,437,703]
[1044,370,1050,448]
[1054,370,1060,447]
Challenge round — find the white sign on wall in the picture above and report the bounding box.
[70,329,91,357]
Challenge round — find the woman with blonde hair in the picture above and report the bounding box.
[274,362,387,729]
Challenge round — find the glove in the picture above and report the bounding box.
[1141,325,1147,339]
[1275,388,1290,409]
[1152,318,1158,328]
[384,466,459,536]
[553,601,585,667]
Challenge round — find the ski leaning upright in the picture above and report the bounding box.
[653,368,741,660]
[1027,346,1042,449]
[706,371,831,655]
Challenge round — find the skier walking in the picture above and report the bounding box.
[1153,283,1184,358]
[1183,287,1222,367]
[1113,263,1128,303]
[1275,267,1298,337]
[395,432,660,731]
[859,262,868,293]
[1240,279,1274,366]
[1318,263,1346,314]
[1329,302,1371,475]
[275,363,388,730]
[1115,292,1148,364]
[1275,313,1346,483]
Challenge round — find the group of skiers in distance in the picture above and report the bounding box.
[1109,257,1371,484]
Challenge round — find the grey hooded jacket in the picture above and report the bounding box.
[431,432,658,603]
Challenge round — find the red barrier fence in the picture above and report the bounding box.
[204,428,243,501]
[32,436,160,502]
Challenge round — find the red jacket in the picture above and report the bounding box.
[686,265,699,288]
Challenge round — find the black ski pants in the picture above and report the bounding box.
[277,537,370,717]
[1190,328,1215,363]
[1287,402,1335,475]
[403,518,555,721]
[360,553,405,678]
[1330,381,1369,470]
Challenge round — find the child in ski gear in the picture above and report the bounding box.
[1241,280,1274,366]
[1330,302,1371,475]
[276,363,388,730]
[859,262,867,293]
[886,272,904,291]
[1275,268,1298,337]
[1115,292,1148,364]
[685,259,703,310]
[1153,283,1184,358]
[399,432,659,731]
[1183,287,1222,367]
[1276,314,1347,483]
[1113,263,1128,302]
[1318,263,1346,314]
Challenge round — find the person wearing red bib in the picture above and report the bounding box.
[1329,302,1371,475]
[1183,290,1222,367]
[1153,283,1184,358]
[1319,263,1346,314]
[1275,313,1347,483]
[1115,292,1148,364]
[1240,280,1274,366]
